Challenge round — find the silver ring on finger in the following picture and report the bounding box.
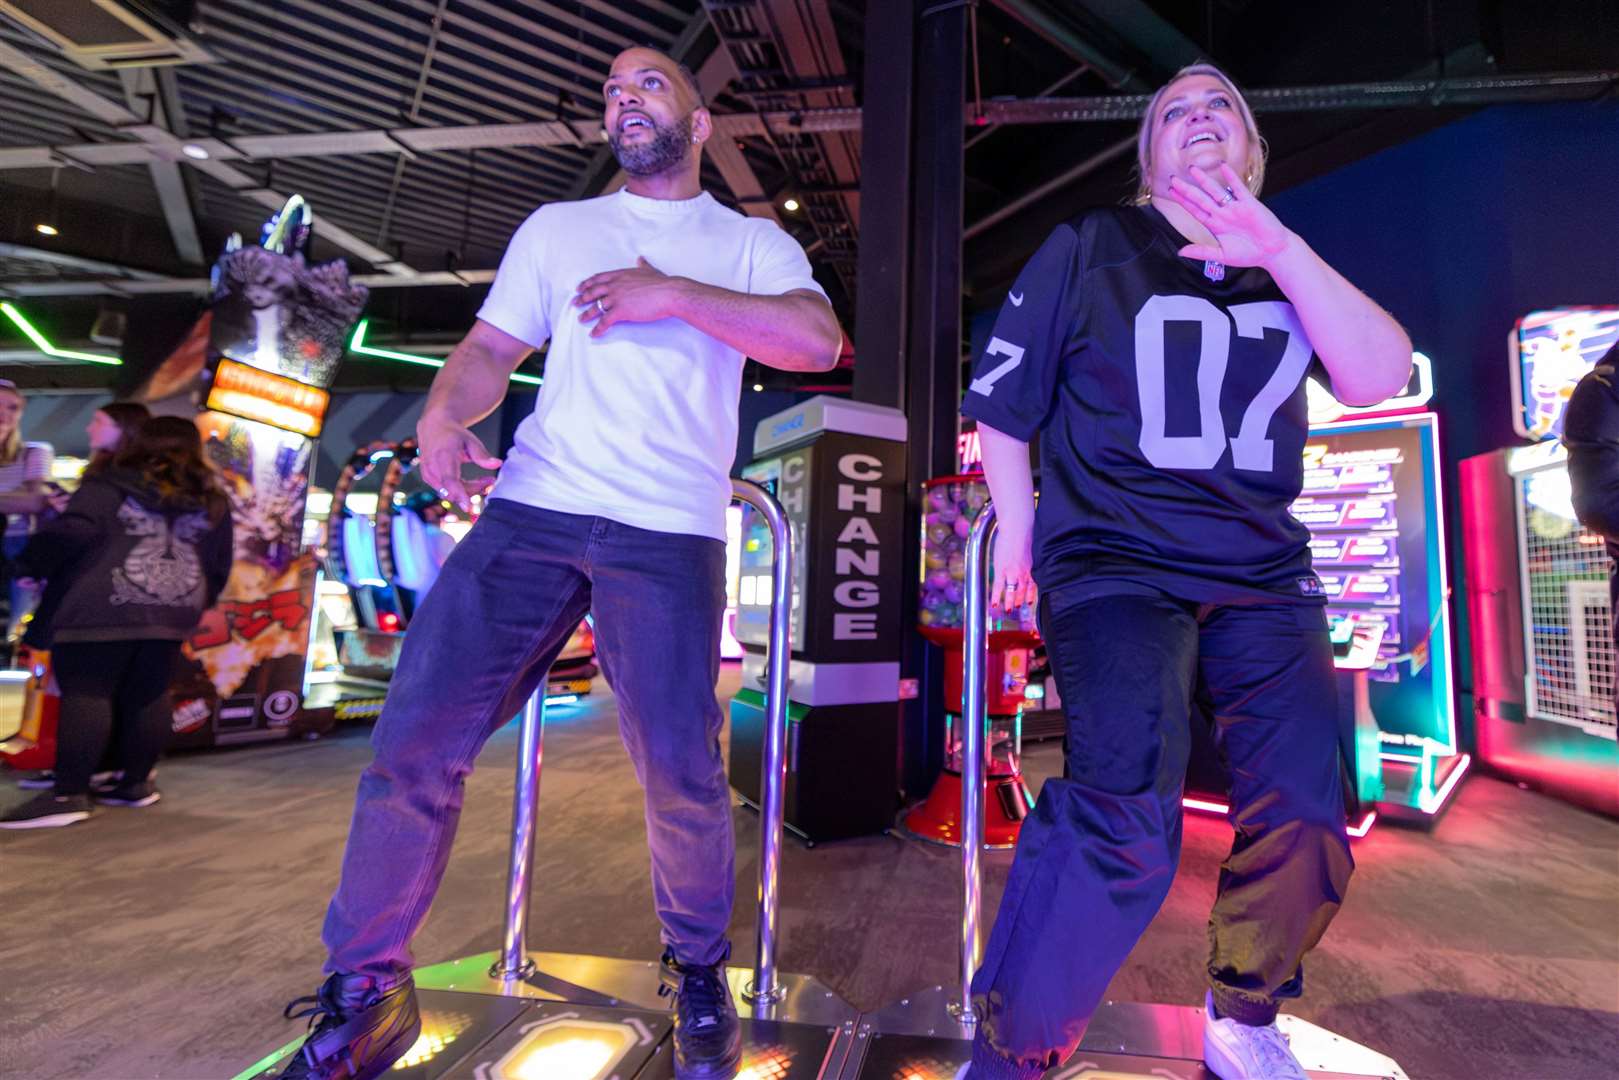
[1219,187,1237,206]
[595,298,607,315]
[437,487,449,497]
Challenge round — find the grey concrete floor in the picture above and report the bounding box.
[1,666,1616,1079]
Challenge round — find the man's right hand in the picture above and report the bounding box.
[418,411,503,511]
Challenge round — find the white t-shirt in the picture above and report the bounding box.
[477,189,827,540]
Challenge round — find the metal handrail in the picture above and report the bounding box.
[951,501,996,1022]
[491,480,796,1008]
[492,691,543,980]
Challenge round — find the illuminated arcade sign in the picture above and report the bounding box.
[1510,306,1619,441]
[958,425,983,472]
[1306,351,1433,425]
[205,357,330,437]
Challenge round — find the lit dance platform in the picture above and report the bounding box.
[235,951,1408,1080]
[237,491,1407,1080]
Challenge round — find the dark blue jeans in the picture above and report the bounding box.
[970,586,1354,1070]
[321,499,733,982]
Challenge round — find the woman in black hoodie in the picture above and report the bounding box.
[0,416,233,828]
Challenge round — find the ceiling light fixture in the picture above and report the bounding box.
[35,166,61,237]
[181,143,210,160]
[783,198,800,212]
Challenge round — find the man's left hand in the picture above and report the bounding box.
[573,257,687,338]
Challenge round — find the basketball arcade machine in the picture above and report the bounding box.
[1462,307,1619,817]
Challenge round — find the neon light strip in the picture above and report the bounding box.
[1184,796,1378,839]
[544,694,580,706]
[1,302,122,365]
[1419,753,1471,815]
[349,319,542,386]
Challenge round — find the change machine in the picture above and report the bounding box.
[729,396,908,842]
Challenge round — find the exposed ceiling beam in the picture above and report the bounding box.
[6,67,1608,179]
[0,35,409,274]
[0,269,497,299]
[1058,0,1203,78]
[988,0,1152,91]
[119,68,205,268]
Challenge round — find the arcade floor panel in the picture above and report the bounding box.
[236,954,1407,1080]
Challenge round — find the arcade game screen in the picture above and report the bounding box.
[1292,416,1453,750]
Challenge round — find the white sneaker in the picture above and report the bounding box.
[1203,990,1308,1079]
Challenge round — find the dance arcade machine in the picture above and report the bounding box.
[901,473,1039,848]
[730,396,908,843]
[1463,307,1619,817]
[1179,354,1461,830]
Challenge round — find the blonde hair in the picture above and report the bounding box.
[0,383,22,467]
[1133,63,1267,205]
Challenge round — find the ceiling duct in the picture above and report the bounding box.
[0,0,210,70]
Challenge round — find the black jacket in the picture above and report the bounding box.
[18,470,233,645]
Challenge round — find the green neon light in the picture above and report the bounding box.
[349,319,542,386]
[0,303,122,366]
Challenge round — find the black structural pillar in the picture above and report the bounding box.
[853,0,967,798]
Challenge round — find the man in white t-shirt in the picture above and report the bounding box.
[273,47,840,1080]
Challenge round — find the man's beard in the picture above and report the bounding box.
[608,113,694,177]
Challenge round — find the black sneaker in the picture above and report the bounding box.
[17,769,119,790]
[0,791,93,829]
[274,973,421,1080]
[658,950,742,1080]
[93,780,161,808]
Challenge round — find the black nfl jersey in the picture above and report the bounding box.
[962,203,1331,605]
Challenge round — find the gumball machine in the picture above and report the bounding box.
[901,475,1039,847]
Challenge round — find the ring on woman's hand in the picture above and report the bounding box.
[437,487,449,497]
[1219,188,1237,205]
[595,298,607,315]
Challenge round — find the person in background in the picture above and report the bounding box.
[13,400,153,792]
[1562,341,1619,714]
[0,380,55,632]
[0,416,233,829]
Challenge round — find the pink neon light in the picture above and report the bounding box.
[1184,797,1379,839]
[1421,753,1472,814]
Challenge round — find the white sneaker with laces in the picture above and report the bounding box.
[1203,990,1308,1079]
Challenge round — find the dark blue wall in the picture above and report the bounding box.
[1267,100,1619,465]
[1267,99,1619,729]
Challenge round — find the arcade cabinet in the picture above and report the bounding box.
[1182,353,1460,830]
[1463,307,1619,817]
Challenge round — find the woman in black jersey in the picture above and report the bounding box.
[958,65,1413,1080]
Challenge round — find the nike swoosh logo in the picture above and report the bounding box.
[1009,292,1024,306]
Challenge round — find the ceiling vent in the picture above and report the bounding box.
[0,0,210,70]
